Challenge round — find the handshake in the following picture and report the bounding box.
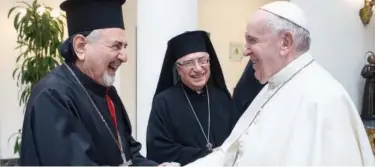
[158,162,181,167]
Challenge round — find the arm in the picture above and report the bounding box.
[312,95,375,166]
[146,97,211,165]
[128,134,159,166]
[20,89,98,165]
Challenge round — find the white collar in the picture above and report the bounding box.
[268,52,314,89]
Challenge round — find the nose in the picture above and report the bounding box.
[192,61,204,72]
[243,44,251,57]
[117,51,127,63]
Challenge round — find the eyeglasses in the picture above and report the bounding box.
[176,57,210,69]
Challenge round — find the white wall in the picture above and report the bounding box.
[120,0,137,137]
[291,0,375,111]
[136,0,198,155]
[0,0,52,159]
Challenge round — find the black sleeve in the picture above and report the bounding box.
[20,89,99,166]
[128,134,159,166]
[146,97,211,165]
[232,61,264,116]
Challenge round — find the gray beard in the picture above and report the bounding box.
[102,71,115,87]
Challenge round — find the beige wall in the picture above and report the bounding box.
[120,0,137,136]
[198,0,282,94]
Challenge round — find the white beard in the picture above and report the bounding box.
[102,71,115,87]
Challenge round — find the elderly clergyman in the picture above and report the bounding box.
[186,1,375,166]
[146,31,238,165]
[19,0,175,166]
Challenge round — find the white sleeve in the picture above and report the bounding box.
[185,149,228,166]
[311,93,375,166]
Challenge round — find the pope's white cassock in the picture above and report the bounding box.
[186,2,375,166]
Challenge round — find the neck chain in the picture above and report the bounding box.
[251,59,314,124]
[63,63,131,166]
[231,59,315,165]
[181,84,212,151]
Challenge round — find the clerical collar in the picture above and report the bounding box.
[180,82,207,95]
[268,52,314,88]
[67,63,109,96]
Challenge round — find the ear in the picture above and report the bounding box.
[72,34,88,61]
[176,64,183,76]
[280,31,293,56]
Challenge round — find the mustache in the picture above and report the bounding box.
[109,61,121,66]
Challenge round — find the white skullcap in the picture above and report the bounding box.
[260,1,309,32]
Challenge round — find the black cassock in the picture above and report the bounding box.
[232,61,264,115]
[20,63,157,166]
[146,83,238,165]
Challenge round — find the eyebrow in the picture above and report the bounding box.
[245,34,259,41]
[112,40,128,48]
[180,56,209,62]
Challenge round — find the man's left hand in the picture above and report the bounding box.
[158,162,180,167]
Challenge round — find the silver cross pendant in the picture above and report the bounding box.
[206,142,213,151]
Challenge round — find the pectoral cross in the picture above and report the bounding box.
[206,142,213,151]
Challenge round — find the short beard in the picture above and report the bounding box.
[102,71,115,87]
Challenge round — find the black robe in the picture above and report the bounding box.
[232,61,264,116]
[146,83,238,165]
[20,63,157,166]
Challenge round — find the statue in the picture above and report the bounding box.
[359,0,375,25]
[360,51,375,120]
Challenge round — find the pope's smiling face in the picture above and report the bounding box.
[243,10,294,84]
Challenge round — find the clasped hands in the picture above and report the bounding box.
[158,162,180,167]
[157,147,221,167]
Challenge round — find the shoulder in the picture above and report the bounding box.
[296,65,357,114]
[296,62,350,100]
[153,85,181,103]
[29,66,75,105]
[209,86,231,99]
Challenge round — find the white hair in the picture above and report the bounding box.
[86,29,102,43]
[102,72,115,87]
[264,12,311,53]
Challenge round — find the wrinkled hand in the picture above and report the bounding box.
[158,162,180,167]
[213,147,221,152]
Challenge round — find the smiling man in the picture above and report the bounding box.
[146,31,238,165]
[19,0,160,166]
[186,1,374,166]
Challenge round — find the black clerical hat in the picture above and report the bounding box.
[60,0,126,36]
[154,30,231,98]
